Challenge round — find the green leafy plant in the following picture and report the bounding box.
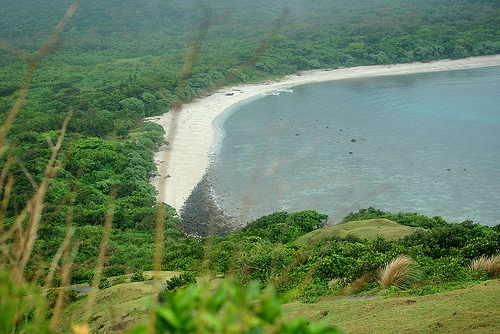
[131,279,340,334]
[112,275,127,285]
[0,270,52,334]
[241,210,328,243]
[98,278,111,290]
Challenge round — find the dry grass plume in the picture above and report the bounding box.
[470,254,500,277]
[377,255,416,288]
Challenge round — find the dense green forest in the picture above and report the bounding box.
[1,0,500,332]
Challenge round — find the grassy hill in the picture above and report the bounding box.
[293,219,418,245]
[62,277,500,333]
[62,271,181,333]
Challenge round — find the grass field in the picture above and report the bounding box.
[61,271,500,333]
[284,279,500,333]
[62,271,181,333]
[294,219,418,245]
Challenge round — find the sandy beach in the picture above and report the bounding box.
[148,54,500,212]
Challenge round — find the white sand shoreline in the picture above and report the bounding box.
[148,55,500,212]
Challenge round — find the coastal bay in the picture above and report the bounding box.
[149,55,500,221]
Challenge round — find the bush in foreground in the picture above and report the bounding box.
[132,279,340,334]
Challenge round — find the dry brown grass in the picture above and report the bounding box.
[377,255,415,288]
[328,277,341,290]
[470,254,500,277]
[349,274,372,293]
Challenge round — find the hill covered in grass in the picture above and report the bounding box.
[61,273,500,333]
[294,218,418,245]
[61,271,182,333]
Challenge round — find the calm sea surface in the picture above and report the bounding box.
[211,66,500,226]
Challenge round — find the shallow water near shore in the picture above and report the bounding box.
[211,66,500,226]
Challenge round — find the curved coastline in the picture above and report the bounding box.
[149,55,500,212]
[211,94,267,156]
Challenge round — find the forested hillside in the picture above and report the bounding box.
[1,0,500,332]
[2,0,499,134]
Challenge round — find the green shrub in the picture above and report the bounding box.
[103,265,126,278]
[131,271,146,282]
[166,272,197,291]
[209,240,238,273]
[137,137,155,150]
[341,207,391,223]
[300,281,330,303]
[0,271,51,334]
[98,278,111,290]
[242,210,327,243]
[431,257,470,283]
[314,254,358,281]
[141,131,166,146]
[70,267,95,285]
[140,121,165,133]
[112,275,127,285]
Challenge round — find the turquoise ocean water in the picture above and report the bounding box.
[211,66,500,226]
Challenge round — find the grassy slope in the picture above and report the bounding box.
[63,277,500,333]
[294,219,418,245]
[60,220,491,332]
[62,271,181,333]
[284,279,500,334]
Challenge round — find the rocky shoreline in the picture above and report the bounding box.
[178,169,236,237]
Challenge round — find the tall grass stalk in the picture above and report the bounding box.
[83,191,116,322]
[0,2,81,332]
[1,1,294,332]
[49,242,79,332]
